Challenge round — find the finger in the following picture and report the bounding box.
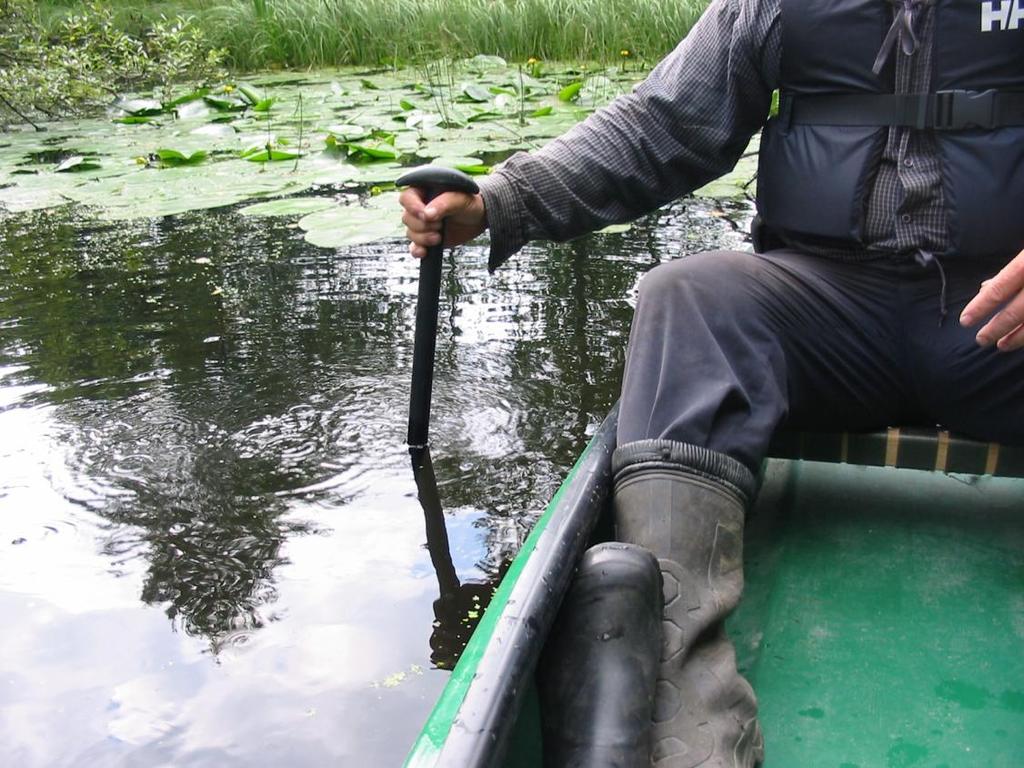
[996,322,1024,352]
[422,191,473,223]
[975,289,1024,347]
[399,187,429,220]
[402,210,441,233]
[960,250,1024,326]
[409,241,427,260]
[405,227,441,247]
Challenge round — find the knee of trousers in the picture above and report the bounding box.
[636,251,760,320]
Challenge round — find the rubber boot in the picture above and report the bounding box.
[612,440,764,768]
[538,542,663,768]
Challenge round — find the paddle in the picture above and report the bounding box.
[396,166,480,449]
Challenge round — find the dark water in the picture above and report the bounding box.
[0,194,751,766]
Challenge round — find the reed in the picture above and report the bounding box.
[37,0,710,69]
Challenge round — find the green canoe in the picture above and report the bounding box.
[406,406,1024,767]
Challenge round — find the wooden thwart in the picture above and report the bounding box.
[768,427,1024,479]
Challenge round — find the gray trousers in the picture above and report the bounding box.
[617,249,1024,473]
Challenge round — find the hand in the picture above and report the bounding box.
[960,248,1024,351]
[399,187,487,259]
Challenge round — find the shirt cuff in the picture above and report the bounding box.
[477,171,528,272]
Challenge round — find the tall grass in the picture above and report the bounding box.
[38,0,711,70]
[212,0,708,68]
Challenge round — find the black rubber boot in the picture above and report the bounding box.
[538,542,663,768]
[613,440,764,768]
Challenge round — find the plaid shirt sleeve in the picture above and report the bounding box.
[478,0,782,268]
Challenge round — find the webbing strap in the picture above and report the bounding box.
[783,90,1024,130]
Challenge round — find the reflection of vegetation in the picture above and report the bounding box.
[0,208,412,648]
[2,0,225,127]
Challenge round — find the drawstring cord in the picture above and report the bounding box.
[915,250,948,326]
[872,0,928,75]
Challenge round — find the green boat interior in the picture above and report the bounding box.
[407,421,1024,768]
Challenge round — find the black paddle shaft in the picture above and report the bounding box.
[397,167,480,449]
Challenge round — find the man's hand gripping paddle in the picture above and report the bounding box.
[396,166,480,450]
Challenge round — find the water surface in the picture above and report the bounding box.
[0,187,750,765]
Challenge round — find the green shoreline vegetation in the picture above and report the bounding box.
[36,0,709,70]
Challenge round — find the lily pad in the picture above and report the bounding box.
[558,82,583,102]
[237,84,266,105]
[205,95,249,112]
[466,110,503,123]
[50,156,318,220]
[325,124,370,142]
[55,156,101,173]
[297,194,404,248]
[342,140,400,162]
[240,142,302,162]
[596,222,632,234]
[237,197,337,217]
[113,116,160,125]
[191,123,237,138]
[116,98,164,116]
[459,83,492,103]
[155,149,208,167]
[164,89,210,109]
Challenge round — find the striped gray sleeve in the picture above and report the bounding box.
[480,0,781,269]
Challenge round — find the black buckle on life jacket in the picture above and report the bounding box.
[932,90,996,130]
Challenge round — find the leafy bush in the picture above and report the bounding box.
[1,0,226,128]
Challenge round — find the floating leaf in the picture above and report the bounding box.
[298,194,404,248]
[237,197,337,217]
[59,161,320,220]
[529,106,554,117]
[455,164,490,175]
[488,86,516,96]
[191,123,236,138]
[399,99,417,111]
[325,124,370,143]
[465,54,508,71]
[155,149,208,167]
[115,98,163,116]
[113,116,159,125]
[433,155,484,168]
[596,222,632,234]
[459,83,492,103]
[558,81,583,102]
[360,79,379,90]
[237,84,265,105]
[165,89,210,109]
[241,146,302,163]
[55,156,101,173]
[343,141,400,162]
[466,110,503,123]
[405,112,442,131]
[252,98,275,112]
[204,95,249,112]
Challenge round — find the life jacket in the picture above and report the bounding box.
[755,0,1024,260]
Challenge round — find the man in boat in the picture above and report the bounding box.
[401,0,1024,763]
